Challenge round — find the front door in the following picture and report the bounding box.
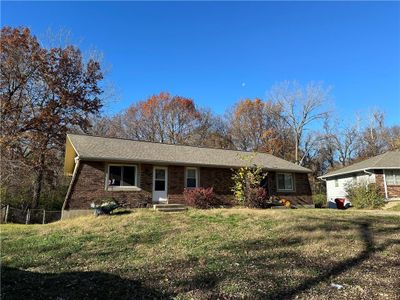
[153,167,168,202]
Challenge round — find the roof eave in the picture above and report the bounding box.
[77,156,311,173]
[319,166,400,179]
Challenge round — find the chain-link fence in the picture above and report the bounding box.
[1,206,61,224]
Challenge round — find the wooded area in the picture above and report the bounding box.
[1,27,399,209]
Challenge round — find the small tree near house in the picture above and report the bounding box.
[231,154,268,207]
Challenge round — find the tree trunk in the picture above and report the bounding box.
[32,153,45,208]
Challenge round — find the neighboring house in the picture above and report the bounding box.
[319,151,400,202]
[62,134,313,218]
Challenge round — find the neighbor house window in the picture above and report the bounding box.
[186,168,198,188]
[108,165,137,187]
[277,173,294,191]
[334,179,339,187]
[385,170,400,185]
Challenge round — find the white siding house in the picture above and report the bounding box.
[320,151,400,203]
[325,172,375,202]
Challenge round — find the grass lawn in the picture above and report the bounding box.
[1,208,399,299]
[387,203,400,211]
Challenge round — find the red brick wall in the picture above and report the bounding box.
[267,171,313,205]
[167,166,235,205]
[66,161,152,209]
[198,167,235,205]
[375,170,400,198]
[66,161,314,209]
[167,166,185,204]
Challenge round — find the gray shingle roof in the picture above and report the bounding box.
[67,134,311,173]
[320,151,400,178]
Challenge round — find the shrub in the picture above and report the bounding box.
[312,194,326,208]
[183,187,218,209]
[245,187,269,208]
[345,181,385,209]
[231,154,267,206]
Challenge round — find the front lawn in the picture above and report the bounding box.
[1,208,399,299]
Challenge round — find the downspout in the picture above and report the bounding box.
[364,169,388,200]
[363,169,373,176]
[61,157,80,217]
[382,170,389,200]
[363,169,373,185]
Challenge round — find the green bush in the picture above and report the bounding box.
[345,181,385,209]
[312,194,326,208]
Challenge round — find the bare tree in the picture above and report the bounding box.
[268,81,331,164]
[335,124,360,166]
[358,109,388,158]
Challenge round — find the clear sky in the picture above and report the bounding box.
[2,1,400,125]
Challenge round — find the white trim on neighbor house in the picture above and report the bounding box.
[276,172,295,192]
[383,170,389,199]
[185,167,199,188]
[105,163,141,191]
[152,166,168,203]
[319,167,400,179]
[324,172,376,202]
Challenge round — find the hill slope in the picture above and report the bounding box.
[2,209,399,299]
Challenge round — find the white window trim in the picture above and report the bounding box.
[385,170,400,186]
[105,163,141,191]
[185,167,199,188]
[276,172,295,192]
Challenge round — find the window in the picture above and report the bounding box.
[186,168,198,188]
[154,168,166,191]
[277,173,294,191]
[385,170,400,186]
[107,165,137,188]
[334,179,339,187]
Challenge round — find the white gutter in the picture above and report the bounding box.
[320,167,400,179]
[62,157,80,215]
[383,170,388,200]
[363,169,373,176]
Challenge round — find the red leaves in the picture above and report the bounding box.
[1,26,104,204]
[122,91,202,143]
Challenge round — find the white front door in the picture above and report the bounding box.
[153,167,168,202]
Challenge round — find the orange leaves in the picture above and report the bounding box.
[234,98,264,119]
[120,91,203,143]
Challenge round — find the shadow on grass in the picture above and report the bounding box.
[3,213,399,299]
[177,216,400,299]
[1,266,169,300]
[112,209,133,216]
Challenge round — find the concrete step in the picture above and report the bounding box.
[156,207,188,212]
[153,203,187,211]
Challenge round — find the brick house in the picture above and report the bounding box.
[62,134,313,218]
[319,151,400,202]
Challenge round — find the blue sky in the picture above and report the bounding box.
[2,1,400,125]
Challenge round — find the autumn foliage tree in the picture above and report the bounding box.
[90,91,233,148]
[228,98,294,159]
[0,27,103,208]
